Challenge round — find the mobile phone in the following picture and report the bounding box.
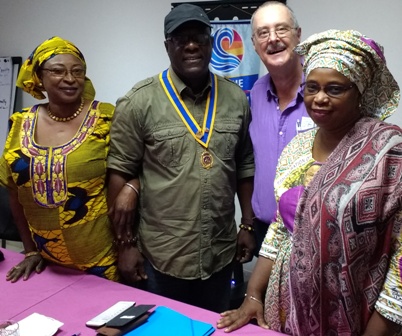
[86,301,136,328]
[106,304,155,327]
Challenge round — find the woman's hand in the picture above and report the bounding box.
[362,310,402,336]
[217,296,268,332]
[6,254,46,283]
[118,246,147,284]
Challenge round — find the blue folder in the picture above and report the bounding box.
[125,306,215,336]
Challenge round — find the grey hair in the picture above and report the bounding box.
[251,1,299,30]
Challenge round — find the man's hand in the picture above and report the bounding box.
[236,229,256,263]
[108,184,138,239]
[118,246,147,284]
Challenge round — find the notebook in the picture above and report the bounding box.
[125,306,215,336]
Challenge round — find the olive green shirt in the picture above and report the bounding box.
[107,68,254,279]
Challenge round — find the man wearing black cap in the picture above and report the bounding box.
[107,4,255,313]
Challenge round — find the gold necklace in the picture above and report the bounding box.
[47,98,84,122]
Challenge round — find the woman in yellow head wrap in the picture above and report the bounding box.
[0,36,119,282]
[17,36,96,101]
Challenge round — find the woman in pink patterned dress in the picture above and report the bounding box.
[288,30,402,336]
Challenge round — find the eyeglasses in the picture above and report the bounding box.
[166,33,211,47]
[41,67,86,78]
[253,26,297,42]
[301,82,355,98]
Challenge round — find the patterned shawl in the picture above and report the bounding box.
[288,118,402,335]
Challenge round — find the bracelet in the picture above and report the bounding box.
[241,217,254,226]
[239,223,255,232]
[124,182,139,196]
[25,251,41,258]
[245,294,263,305]
[113,236,138,247]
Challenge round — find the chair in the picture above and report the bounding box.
[0,186,21,248]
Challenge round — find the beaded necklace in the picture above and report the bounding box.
[47,98,84,122]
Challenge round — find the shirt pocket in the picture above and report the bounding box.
[153,127,191,167]
[211,123,241,160]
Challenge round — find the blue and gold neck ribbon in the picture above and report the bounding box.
[159,69,217,148]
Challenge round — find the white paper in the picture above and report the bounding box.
[18,313,63,336]
[0,57,12,114]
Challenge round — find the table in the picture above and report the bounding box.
[0,248,286,335]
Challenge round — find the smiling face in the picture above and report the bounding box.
[39,54,85,105]
[164,21,212,92]
[303,68,361,133]
[251,4,301,71]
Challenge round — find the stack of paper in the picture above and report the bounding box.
[18,313,64,336]
[125,306,215,336]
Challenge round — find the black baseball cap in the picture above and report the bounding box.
[164,4,212,37]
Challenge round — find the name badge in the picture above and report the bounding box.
[296,117,315,133]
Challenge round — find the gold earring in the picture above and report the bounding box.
[38,82,43,87]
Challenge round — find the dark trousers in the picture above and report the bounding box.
[143,259,233,313]
[253,218,270,257]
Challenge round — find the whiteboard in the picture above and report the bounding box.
[0,57,21,151]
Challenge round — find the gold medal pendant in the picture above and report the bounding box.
[159,70,218,170]
[200,150,213,169]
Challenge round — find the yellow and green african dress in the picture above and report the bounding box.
[0,101,118,281]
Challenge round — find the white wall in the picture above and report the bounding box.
[0,0,175,111]
[289,0,402,125]
[1,0,401,120]
[1,0,401,276]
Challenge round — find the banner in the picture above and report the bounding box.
[210,21,260,100]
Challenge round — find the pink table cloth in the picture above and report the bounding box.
[0,248,286,336]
